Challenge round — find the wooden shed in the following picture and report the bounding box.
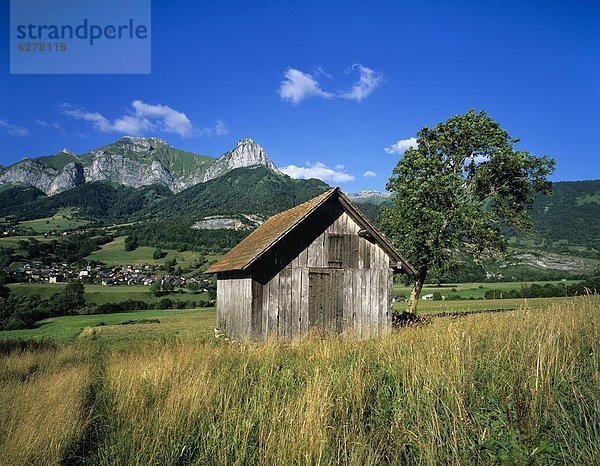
[205,188,415,340]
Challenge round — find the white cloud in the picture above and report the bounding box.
[279,64,383,104]
[113,114,155,135]
[279,68,333,104]
[341,64,384,102]
[384,137,418,155]
[214,120,228,136]
[281,161,354,183]
[0,119,29,136]
[61,104,120,133]
[130,100,194,137]
[61,101,225,138]
[363,170,376,178]
[34,119,62,130]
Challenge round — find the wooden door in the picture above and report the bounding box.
[308,269,342,335]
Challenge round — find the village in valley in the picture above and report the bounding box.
[7,261,208,290]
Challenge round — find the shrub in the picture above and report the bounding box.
[152,248,167,260]
[93,303,124,314]
[0,338,57,356]
[156,298,173,309]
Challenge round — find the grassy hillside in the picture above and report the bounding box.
[0,235,53,248]
[17,208,88,233]
[86,235,202,268]
[0,182,174,221]
[0,308,213,342]
[7,282,209,305]
[1,175,597,281]
[1,292,589,343]
[146,166,330,218]
[36,151,79,171]
[392,280,578,299]
[0,297,598,464]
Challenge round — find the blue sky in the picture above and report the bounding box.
[1,0,598,191]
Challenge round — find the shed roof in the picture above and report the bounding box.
[205,187,415,275]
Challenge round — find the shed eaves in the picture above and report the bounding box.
[205,188,336,273]
[205,187,415,275]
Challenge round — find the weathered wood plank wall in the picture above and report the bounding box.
[249,211,392,340]
[216,277,253,338]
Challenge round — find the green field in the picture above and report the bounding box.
[0,292,590,344]
[18,209,89,233]
[0,308,215,342]
[393,295,584,313]
[9,280,576,313]
[87,236,202,269]
[0,235,53,248]
[7,283,208,304]
[393,280,577,300]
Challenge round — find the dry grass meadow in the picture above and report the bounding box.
[1,297,599,465]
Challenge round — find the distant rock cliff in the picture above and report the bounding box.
[0,149,85,195]
[203,138,281,181]
[0,137,281,195]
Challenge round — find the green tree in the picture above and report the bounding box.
[152,248,167,259]
[186,281,201,293]
[164,257,177,273]
[150,281,174,297]
[48,281,86,315]
[380,110,555,313]
[124,236,138,251]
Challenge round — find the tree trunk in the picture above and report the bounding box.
[407,267,428,314]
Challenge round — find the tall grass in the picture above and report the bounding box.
[0,345,91,466]
[0,297,599,465]
[91,297,600,465]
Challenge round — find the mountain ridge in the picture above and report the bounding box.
[0,137,280,195]
[0,166,330,223]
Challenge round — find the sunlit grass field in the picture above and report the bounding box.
[1,297,598,465]
[392,280,578,300]
[8,279,578,315]
[17,209,89,233]
[7,283,208,305]
[394,295,584,313]
[0,308,215,342]
[0,235,53,248]
[87,235,203,268]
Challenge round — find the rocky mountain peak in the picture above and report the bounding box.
[0,136,283,195]
[232,138,267,160]
[226,138,279,171]
[202,138,280,181]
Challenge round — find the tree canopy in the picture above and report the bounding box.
[380,110,555,312]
